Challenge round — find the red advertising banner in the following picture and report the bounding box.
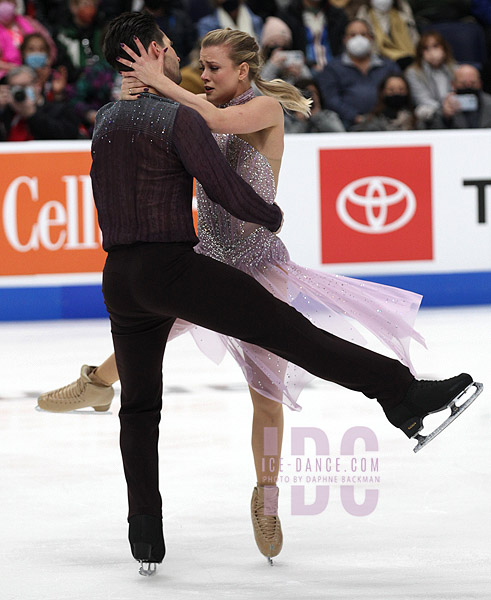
[319,146,433,264]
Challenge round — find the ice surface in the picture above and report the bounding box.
[0,306,489,599]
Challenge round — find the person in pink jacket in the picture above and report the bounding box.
[0,0,56,77]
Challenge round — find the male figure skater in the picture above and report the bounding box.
[94,12,480,574]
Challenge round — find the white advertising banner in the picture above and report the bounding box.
[277,129,491,276]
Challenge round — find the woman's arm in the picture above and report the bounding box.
[118,39,283,134]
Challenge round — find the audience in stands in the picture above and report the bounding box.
[405,31,457,128]
[0,0,55,77]
[439,63,491,128]
[351,73,416,130]
[20,32,68,101]
[54,0,106,81]
[278,0,347,71]
[409,0,473,29]
[355,0,418,69]
[0,64,80,139]
[2,0,491,139]
[197,0,263,40]
[260,15,311,84]
[284,76,345,131]
[316,18,400,129]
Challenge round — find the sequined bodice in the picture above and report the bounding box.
[195,89,288,270]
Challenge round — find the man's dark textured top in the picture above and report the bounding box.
[91,94,282,251]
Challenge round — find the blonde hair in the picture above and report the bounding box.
[201,28,312,117]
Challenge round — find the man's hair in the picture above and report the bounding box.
[103,12,164,71]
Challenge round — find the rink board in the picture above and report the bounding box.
[1,132,490,321]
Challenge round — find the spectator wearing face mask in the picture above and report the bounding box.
[438,63,491,128]
[0,0,56,77]
[20,32,68,101]
[351,73,416,130]
[197,0,263,41]
[260,16,312,84]
[0,64,80,139]
[356,0,418,69]
[405,31,457,127]
[315,18,400,128]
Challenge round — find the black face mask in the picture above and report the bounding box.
[456,87,479,96]
[222,0,240,13]
[384,94,409,110]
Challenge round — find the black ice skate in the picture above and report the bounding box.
[385,373,483,453]
[128,514,165,576]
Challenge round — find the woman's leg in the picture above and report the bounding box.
[250,387,283,485]
[250,386,284,561]
[93,353,119,385]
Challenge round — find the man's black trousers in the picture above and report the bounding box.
[103,242,413,518]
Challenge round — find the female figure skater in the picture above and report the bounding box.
[38,27,425,563]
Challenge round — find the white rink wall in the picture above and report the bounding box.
[1,130,490,320]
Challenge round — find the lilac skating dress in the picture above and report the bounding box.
[170,88,425,411]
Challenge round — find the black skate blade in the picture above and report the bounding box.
[413,382,483,453]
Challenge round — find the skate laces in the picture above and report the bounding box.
[46,375,87,400]
[252,489,279,541]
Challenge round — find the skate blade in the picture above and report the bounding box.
[413,381,483,453]
[138,561,157,576]
[35,405,112,416]
[267,557,274,566]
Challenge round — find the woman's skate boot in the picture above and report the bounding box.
[37,365,114,412]
[250,485,283,565]
[128,514,165,576]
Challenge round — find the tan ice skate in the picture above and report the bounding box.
[37,365,114,413]
[250,485,283,565]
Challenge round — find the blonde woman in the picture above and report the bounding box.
[39,27,426,564]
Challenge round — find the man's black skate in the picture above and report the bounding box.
[128,514,165,576]
[385,373,483,452]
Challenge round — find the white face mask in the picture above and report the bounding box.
[371,0,393,13]
[346,35,372,58]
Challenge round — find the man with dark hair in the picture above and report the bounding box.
[92,11,479,575]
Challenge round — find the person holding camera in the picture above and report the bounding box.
[0,65,80,140]
[260,16,312,84]
[440,64,491,128]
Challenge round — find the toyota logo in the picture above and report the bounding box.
[336,176,416,234]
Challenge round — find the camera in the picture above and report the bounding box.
[11,85,27,103]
